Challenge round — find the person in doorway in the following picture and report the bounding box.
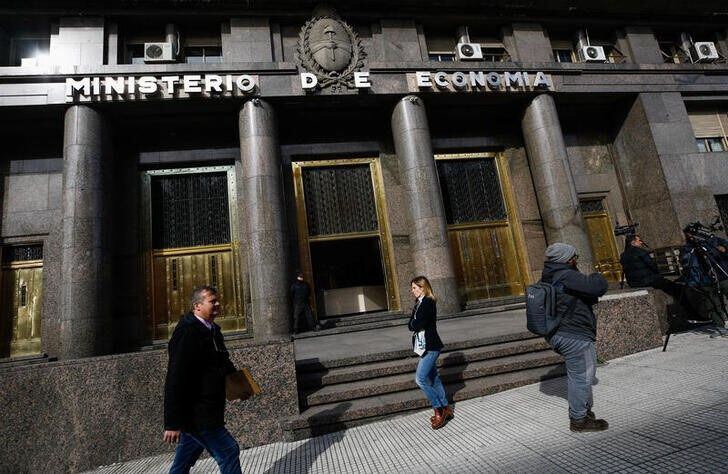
[163,286,242,474]
[408,275,452,430]
[290,271,320,333]
[541,243,609,432]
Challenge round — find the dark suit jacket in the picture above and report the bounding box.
[407,296,444,355]
[164,312,236,432]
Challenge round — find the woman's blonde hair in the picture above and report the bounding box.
[411,275,436,301]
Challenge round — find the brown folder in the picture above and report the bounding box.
[225,368,262,401]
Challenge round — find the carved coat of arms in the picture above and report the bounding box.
[296,9,365,89]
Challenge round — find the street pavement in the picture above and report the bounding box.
[89,331,728,473]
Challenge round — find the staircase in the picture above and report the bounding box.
[283,326,564,440]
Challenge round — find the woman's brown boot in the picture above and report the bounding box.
[430,408,442,427]
[442,405,454,421]
[431,408,446,430]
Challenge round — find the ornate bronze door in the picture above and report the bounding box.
[436,153,530,301]
[143,167,244,340]
[0,244,43,357]
[292,158,399,318]
[580,199,622,282]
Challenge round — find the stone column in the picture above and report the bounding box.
[59,105,112,359]
[613,92,719,248]
[238,99,290,340]
[521,94,594,272]
[391,96,460,314]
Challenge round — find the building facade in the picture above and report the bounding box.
[1,0,727,361]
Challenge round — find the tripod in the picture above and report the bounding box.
[663,240,728,351]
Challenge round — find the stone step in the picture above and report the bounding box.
[283,363,565,441]
[465,296,526,311]
[297,337,552,389]
[293,304,527,340]
[296,330,538,371]
[301,349,562,407]
[319,310,406,328]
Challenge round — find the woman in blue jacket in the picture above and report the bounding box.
[408,275,452,429]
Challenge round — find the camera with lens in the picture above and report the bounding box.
[614,222,639,237]
[683,219,723,245]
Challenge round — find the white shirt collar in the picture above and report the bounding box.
[194,314,213,330]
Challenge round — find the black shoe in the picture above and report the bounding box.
[587,410,595,420]
[570,416,609,432]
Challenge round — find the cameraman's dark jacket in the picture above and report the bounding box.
[620,245,660,287]
[541,261,609,341]
[164,312,237,432]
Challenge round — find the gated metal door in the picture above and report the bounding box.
[0,244,43,357]
[143,167,244,341]
[580,199,622,282]
[436,153,530,301]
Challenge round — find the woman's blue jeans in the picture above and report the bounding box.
[549,334,597,420]
[415,350,449,408]
[169,427,241,474]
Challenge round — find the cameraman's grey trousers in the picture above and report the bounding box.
[549,334,597,420]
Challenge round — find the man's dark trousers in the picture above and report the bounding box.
[170,428,241,474]
[293,302,315,332]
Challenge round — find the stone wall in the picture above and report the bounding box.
[0,338,298,473]
[595,289,664,361]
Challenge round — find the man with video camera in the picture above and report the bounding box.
[679,223,728,337]
[619,231,710,335]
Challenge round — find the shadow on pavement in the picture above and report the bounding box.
[264,402,351,474]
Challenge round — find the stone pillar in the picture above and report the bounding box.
[59,105,112,359]
[521,94,594,272]
[507,23,553,63]
[623,27,662,64]
[391,96,460,314]
[238,99,290,340]
[613,92,719,248]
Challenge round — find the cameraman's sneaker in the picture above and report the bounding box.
[570,416,609,432]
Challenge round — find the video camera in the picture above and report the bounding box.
[614,222,639,237]
[683,218,723,245]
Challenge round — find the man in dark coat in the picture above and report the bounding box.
[290,271,319,333]
[163,286,242,474]
[541,243,609,432]
[620,234,685,298]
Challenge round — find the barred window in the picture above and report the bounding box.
[2,244,43,264]
[151,172,230,249]
[579,199,605,214]
[302,165,378,237]
[436,158,507,224]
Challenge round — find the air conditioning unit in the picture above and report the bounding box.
[691,41,719,62]
[578,45,607,62]
[456,42,483,60]
[144,42,175,63]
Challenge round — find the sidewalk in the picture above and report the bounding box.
[89,332,728,473]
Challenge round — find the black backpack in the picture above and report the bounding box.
[525,273,576,337]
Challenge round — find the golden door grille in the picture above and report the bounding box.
[579,199,606,214]
[302,165,378,237]
[1,244,43,358]
[437,158,507,224]
[151,172,230,248]
[2,244,42,263]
